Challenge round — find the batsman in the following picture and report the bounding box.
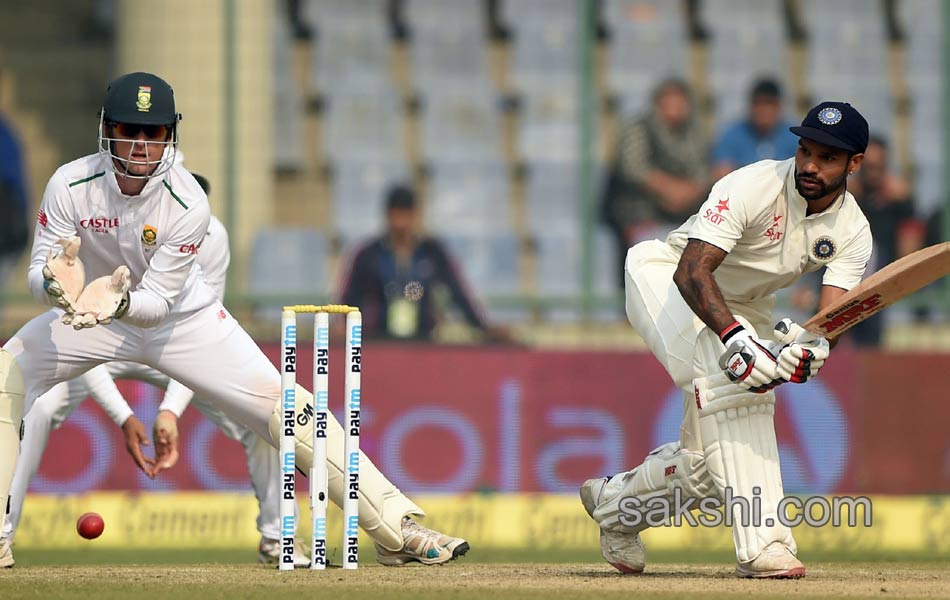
[581,102,872,578]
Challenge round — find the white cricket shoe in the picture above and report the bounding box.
[580,477,645,574]
[0,538,13,568]
[258,538,310,568]
[375,517,470,566]
[735,542,806,579]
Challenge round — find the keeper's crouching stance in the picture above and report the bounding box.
[0,71,468,569]
[582,102,873,578]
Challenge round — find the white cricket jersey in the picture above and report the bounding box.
[199,215,230,302]
[28,153,216,327]
[666,158,873,303]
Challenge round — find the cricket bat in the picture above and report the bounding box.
[803,242,950,340]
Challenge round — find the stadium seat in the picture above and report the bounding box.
[802,0,893,138]
[322,86,406,164]
[409,27,493,95]
[310,19,392,95]
[249,228,329,319]
[524,162,581,237]
[910,93,946,218]
[508,21,579,95]
[899,0,943,93]
[331,161,412,243]
[518,86,583,163]
[701,0,789,125]
[502,0,577,32]
[273,8,304,171]
[604,0,688,118]
[425,162,512,234]
[405,0,485,36]
[306,0,388,31]
[419,89,504,164]
[534,226,622,320]
[441,231,523,298]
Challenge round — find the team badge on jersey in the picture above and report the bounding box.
[817,107,842,125]
[142,224,158,246]
[812,236,837,260]
[136,86,152,112]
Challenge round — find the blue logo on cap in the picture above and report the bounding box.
[818,107,843,126]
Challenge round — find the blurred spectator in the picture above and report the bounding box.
[849,135,925,345]
[711,78,799,181]
[0,99,29,309]
[601,78,708,285]
[335,185,511,342]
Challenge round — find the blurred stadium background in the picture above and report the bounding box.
[0,0,948,562]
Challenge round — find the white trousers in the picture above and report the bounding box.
[1,361,284,542]
[2,303,419,549]
[601,240,793,562]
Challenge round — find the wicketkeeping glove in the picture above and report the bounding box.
[64,266,131,330]
[772,318,830,384]
[42,237,86,313]
[718,322,783,393]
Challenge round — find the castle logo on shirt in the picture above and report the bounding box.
[812,236,837,260]
[80,217,120,234]
[142,224,158,246]
[179,242,201,255]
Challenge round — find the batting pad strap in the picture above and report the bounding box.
[693,372,772,415]
[693,374,796,564]
[268,386,423,551]
[593,442,716,535]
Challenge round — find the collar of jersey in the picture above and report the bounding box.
[104,165,166,199]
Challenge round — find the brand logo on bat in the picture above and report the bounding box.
[818,294,883,333]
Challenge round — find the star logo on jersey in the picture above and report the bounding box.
[136,86,152,112]
[765,215,783,242]
[141,224,157,246]
[702,198,729,226]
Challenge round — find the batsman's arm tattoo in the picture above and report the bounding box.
[673,239,735,334]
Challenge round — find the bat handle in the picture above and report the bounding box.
[773,318,802,346]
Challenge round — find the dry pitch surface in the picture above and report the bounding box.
[1,550,948,599]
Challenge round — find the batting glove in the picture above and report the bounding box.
[772,318,830,383]
[718,322,783,393]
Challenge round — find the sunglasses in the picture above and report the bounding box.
[108,121,172,141]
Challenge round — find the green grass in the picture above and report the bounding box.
[11,547,948,567]
[3,548,948,600]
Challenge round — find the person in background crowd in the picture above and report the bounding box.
[601,79,709,286]
[711,78,799,181]
[336,185,511,342]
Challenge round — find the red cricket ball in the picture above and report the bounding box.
[76,512,105,540]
